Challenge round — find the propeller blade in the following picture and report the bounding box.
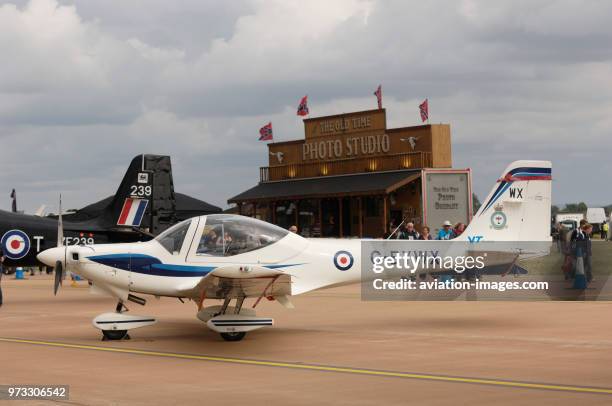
[53,260,63,296]
[57,194,64,247]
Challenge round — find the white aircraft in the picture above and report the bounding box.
[38,160,552,341]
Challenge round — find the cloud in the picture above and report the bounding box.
[0,0,611,213]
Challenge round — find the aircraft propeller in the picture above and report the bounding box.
[53,195,66,295]
[53,260,63,295]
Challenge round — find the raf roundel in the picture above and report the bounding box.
[1,229,31,260]
[333,250,354,271]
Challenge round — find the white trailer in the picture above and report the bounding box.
[587,208,606,225]
[555,213,584,227]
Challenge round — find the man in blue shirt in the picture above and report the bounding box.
[436,221,455,240]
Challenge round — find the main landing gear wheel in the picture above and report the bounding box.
[220,332,246,342]
[101,329,130,341]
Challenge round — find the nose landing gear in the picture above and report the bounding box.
[93,301,157,341]
[102,329,130,341]
[220,332,247,342]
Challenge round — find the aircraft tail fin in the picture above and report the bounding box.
[460,160,552,242]
[104,154,177,235]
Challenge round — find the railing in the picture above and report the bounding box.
[260,151,432,182]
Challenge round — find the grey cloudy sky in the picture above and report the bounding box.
[1,0,611,213]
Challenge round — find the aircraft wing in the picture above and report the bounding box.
[179,265,293,303]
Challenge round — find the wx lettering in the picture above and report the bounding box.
[509,188,523,199]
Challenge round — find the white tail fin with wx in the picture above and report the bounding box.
[460,160,552,242]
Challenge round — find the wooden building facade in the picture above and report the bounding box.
[228,108,453,238]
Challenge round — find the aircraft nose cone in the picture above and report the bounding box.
[37,247,64,267]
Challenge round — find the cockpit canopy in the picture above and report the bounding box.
[196,214,288,257]
[155,219,192,254]
[154,214,289,257]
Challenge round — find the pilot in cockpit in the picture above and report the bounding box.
[203,228,221,250]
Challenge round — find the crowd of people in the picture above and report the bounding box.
[386,220,466,240]
[286,219,467,241]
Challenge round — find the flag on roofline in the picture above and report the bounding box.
[259,122,273,141]
[374,85,382,109]
[297,95,309,116]
[419,99,429,122]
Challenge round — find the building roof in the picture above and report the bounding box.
[173,193,222,217]
[228,170,420,203]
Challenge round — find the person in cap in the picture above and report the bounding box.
[436,221,454,240]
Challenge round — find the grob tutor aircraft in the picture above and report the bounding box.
[37,160,552,342]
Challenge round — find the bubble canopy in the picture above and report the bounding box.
[196,214,289,257]
[155,219,192,254]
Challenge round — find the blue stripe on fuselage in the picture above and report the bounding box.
[88,254,213,277]
[87,254,302,278]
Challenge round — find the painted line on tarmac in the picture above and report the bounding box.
[1,337,612,395]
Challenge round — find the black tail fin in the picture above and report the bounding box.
[105,154,177,235]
